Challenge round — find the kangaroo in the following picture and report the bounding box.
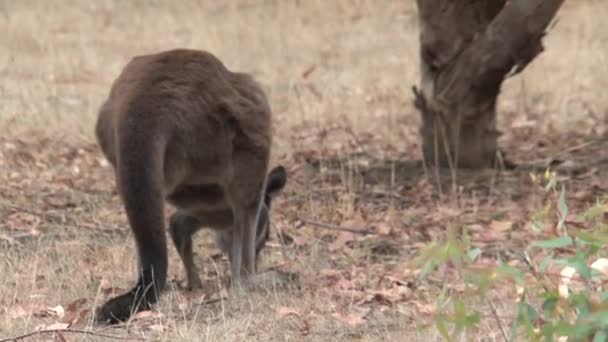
[94,48,286,324]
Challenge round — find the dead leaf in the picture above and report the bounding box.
[274,306,310,336]
[133,310,160,320]
[0,234,20,245]
[275,306,301,318]
[8,303,46,319]
[414,302,436,316]
[332,308,369,327]
[5,212,41,237]
[591,258,608,275]
[61,298,89,326]
[329,231,355,251]
[301,65,316,78]
[37,322,70,330]
[149,324,164,332]
[490,220,513,232]
[374,222,393,236]
[44,305,65,319]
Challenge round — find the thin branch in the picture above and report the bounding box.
[299,218,376,235]
[0,328,146,342]
[486,297,509,342]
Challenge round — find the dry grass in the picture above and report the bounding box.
[0,0,607,341]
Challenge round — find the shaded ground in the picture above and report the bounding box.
[0,129,606,341]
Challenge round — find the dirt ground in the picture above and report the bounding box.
[0,1,607,341]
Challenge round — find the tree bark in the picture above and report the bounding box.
[415,0,565,169]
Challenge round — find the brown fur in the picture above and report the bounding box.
[94,49,285,324]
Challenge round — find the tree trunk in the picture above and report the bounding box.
[415,0,565,169]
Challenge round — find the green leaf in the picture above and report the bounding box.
[464,312,480,326]
[576,231,608,246]
[435,315,451,341]
[558,186,569,218]
[544,175,556,192]
[539,254,554,273]
[569,293,592,318]
[583,203,605,221]
[568,251,592,281]
[586,310,608,329]
[496,263,525,286]
[593,330,608,342]
[541,294,559,318]
[541,323,555,342]
[531,219,544,233]
[467,248,481,262]
[524,303,539,322]
[557,186,569,231]
[516,302,537,336]
[534,236,573,249]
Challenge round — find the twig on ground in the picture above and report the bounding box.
[486,297,509,342]
[0,328,146,342]
[194,296,227,306]
[299,218,375,235]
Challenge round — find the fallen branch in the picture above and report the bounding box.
[486,297,509,342]
[0,328,145,342]
[299,218,375,235]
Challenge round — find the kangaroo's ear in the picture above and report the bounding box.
[266,165,287,197]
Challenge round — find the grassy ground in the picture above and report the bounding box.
[0,1,607,341]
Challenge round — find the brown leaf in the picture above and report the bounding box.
[37,322,70,330]
[149,324,164,332]
[43,305,65,319]
[275,306,301,318]
[374,222,393,236]
[8,303,46,319]
[301,65,316,78]
[133,310,161,320]
[274,306,310,336]
[329,231,355,251]
[490,220,513,232]
[61,298,89,326]
[5,212,41,234]
[332,307,369,327]
[415,302,436,316]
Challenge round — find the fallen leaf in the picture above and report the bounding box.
[275,306,301,318]
[301,65,316,78]
[149,324,164,332]
[8,303,46,319]
[559,266,577,299]
[332,309,368,327]
[329,231,355,251]
[6,212,41,231]
[363,287,410,306]
[44,305,65,319]
[375,222,393,236]
[133,310,160,320]
[37,322,70,330]
[591,258,608,275]
[61,298,89,326]
[274,306,310,336]
[490,220,513,232]
[414,302,436,316]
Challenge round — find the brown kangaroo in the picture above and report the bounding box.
[94,48,286,324]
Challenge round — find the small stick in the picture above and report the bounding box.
[486,297,509,342]
[0,328,145,342]
[299,218,375,235]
